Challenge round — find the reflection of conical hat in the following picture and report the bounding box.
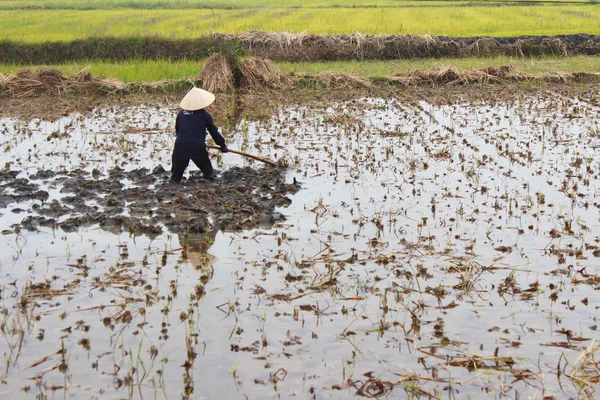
[179,87,215,110]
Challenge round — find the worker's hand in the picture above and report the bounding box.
[220,145,229,153]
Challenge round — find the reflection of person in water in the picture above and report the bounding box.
[178,226,219,271]
[171,87,229,184]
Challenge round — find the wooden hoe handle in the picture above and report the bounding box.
[206,145,278,167]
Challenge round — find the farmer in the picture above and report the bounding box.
[171,87,228,184]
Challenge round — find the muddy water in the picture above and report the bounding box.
[2,94,600,399]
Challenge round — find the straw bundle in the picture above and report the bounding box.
[199,53,235,93]
[239,58,295,89]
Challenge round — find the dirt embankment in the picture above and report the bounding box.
[214,32,600,61]
[2,32,600,65]
[3,62,599,100]
[1,166,299,237]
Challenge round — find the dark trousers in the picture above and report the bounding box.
[171,147,213,182]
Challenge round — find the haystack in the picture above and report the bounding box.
[239,58,295,89]
[199,53,235,93]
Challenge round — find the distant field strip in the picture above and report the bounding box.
[2,56,599,82]
[0,0,593,10]
[0,59,203,82]
[2,6,600,42]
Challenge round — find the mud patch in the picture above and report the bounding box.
[2,165,299,236]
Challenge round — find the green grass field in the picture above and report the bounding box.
[0,59,202,81]
[2,5,600,42]
[2,0,599,83]
[2,56,599,82]
[0,0,593,10]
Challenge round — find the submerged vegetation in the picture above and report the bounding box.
[2,87,600,398]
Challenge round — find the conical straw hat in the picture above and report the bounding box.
[179,87,215,110]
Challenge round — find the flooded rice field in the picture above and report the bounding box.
[2,91,600,399]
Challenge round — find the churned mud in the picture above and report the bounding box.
[2,86,600,399]
[1,165,298,236]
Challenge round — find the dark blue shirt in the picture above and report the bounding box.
[173,109,226,160]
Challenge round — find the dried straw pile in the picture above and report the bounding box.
[387,64,522,85]
[213,32,589,61]
[226,31,308,50]
[468,38,501,56]
[312,73,372,88]
[509,38,538,57]
[0,68,136,98]
[239,58,296,90]
[0,68,69,97]
[543,38,568,56]
[583,39,600,55]
[71,68,94,83]
[215,31,463,61]
[199,53,235,93]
